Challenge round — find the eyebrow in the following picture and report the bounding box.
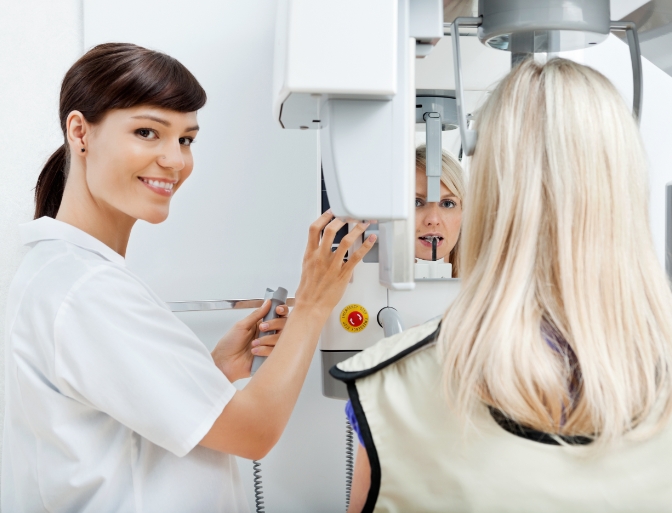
[416,192,458,199]
[131,115,199,132]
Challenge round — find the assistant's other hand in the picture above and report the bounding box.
[294,211,376,321]
[200,212,375,459]
[211,300,288,382]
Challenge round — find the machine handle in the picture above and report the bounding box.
[251,287,289,375]
[451,16,482,157]
[610,21,643,124]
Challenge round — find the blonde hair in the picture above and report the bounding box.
[439,58,672,446]
[415,146,465,275]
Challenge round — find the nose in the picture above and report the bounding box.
[422,202,441,226]
[158,141,185,172]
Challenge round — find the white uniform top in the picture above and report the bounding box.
[2,217,249,513]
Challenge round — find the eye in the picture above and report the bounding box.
[136,128,158,140]
[415,198,424,208]
[440,199,457,209]
[179,137,195,147]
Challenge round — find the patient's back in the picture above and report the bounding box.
[334,319,672,512]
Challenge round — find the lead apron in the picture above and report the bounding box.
[331,318,672,513]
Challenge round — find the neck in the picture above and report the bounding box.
[55,164,136,257]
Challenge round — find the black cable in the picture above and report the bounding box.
[253,460,265,512]
[346,418,354,511]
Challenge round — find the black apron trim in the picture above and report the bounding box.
[489,407,593,446]
[346,381,381,513]
[329,323,441,384]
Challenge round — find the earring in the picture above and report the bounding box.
[81,148,85,153]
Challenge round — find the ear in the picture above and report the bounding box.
[66,111,90,154]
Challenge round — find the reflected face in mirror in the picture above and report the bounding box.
[415,167,462,261]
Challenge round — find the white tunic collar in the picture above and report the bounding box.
[20,217,126,266]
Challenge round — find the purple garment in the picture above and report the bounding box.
[345,400,365,446]
[543,327,579,427]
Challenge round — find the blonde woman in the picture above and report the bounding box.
[333,58,672,512]
[414,146,464,276]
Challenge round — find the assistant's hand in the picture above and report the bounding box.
[200,212,377,460]
[294,211,377,321]
[211,300,288,382]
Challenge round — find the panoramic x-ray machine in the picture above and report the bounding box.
[272,0,643,400]
[169,0,643,510]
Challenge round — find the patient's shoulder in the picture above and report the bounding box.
[331,317,441,382]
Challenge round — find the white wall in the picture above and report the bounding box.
[0,0,84,494]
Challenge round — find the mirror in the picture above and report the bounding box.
[414,145,464,278]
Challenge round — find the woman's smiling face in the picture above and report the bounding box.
[415,166,462,261]
[81,106,199,224]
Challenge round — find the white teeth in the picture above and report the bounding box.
[142,178,174,191]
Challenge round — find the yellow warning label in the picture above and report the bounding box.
[340,304,369,333]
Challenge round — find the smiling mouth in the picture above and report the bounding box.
[139,177,174,191]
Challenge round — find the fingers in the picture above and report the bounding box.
[275,304,289,317]
[343,233,377,271]
[238,300,271,329]
[251,344,275,357]
[319,217,347,254]
[251,333,280,357]
[333,221,370,261]
[258,316,287,333]
[306,210,335,253]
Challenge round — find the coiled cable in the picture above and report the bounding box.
[253,460,265,512]
[345,418,354,511]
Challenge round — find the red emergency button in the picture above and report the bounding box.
[340,304,369,333]
[348,311,364,327]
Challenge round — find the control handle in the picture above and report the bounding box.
[250,287,289,375]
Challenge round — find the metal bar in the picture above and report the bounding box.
[610,21,643,123]
[167,297,296,312]
[443,22,479,36]
[424,112,442,202]
[451,16,482,157]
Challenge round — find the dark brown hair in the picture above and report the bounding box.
[34,43,207,219]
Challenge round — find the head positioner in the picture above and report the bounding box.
[452,0,642,156]
[415,90,458,203]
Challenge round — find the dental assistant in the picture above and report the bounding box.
[1,43,375,513]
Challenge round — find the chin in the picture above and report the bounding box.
[140,208,170,225]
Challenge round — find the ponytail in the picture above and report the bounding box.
[34,145,68,219]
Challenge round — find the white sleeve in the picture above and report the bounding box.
[53,266,235,457]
